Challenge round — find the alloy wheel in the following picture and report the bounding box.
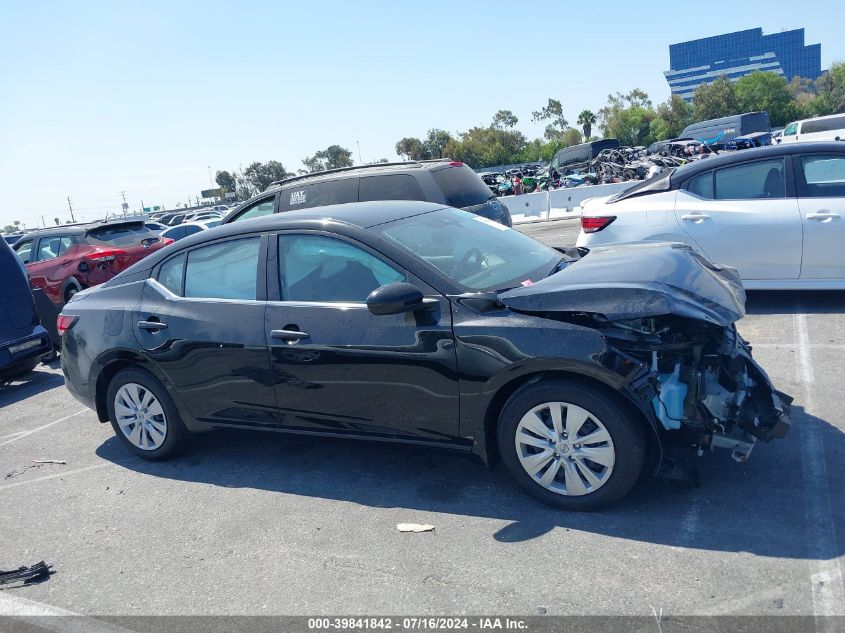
[113,382,168,451]
[514,401,615,496]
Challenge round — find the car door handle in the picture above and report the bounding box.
[137,320,168,331]
[807,212,841,220]
[681,213,710,221]
[271,329,310,341]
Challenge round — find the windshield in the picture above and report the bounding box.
[377,208,560,292]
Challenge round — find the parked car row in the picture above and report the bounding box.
[50,155,798,511]
[11,220,173,307]
[6,150,815,510]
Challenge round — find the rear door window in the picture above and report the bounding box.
[278,178,359,212]
[430,164,493,207]
[184,238,261,300]
[359,175,426,201]
[714,159,786,200]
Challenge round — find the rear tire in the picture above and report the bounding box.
[64,284,79,305]
[497,379,645,511]
[106,367,187,460]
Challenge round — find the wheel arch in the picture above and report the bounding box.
[92,352,196,430]
[478,369,662,473]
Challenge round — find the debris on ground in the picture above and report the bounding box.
[5,460,66,480]
[0,561,54,586]
[396,523,435,533]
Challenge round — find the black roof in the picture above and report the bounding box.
[189,201,447,243]
[670,141,845,183]
[267,159,456,190]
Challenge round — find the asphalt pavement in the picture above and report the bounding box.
[0,219,843,620]
[516,217,583,248]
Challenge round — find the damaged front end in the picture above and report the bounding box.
[499,242,792,463]
[589,314,791,461]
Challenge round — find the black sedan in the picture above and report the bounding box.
[59,201,791,510]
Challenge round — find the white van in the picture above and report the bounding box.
[780,113,845,143]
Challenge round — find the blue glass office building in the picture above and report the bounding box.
[665,28,822,101]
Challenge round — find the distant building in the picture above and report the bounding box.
[665,28,822,102]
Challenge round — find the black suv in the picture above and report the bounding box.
[222,160,512,226]
[0,238,52,380]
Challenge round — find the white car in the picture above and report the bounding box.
[576,142,845,290]
[780,113,845,144]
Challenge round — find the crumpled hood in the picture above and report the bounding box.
[499,242,746,326]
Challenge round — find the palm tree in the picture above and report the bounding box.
[577,110,596,140]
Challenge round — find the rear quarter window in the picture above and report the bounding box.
[430,165,493,208]
[684,171,714,199]
[359,174,426,202]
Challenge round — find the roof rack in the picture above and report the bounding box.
[268,158,455,189]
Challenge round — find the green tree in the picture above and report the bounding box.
[395,137,426,161]
[576,110,596,140]
[302,145,354,172]
[215,170,238,194]
[598,90,657,145]
[532,98,570,140]
[806,62,845,116]
[653,95,692,139]
[692,75,739,121]
[492,109,519,129]
[734,71,798,126]
[445,124,527,169]
[561,128,583,146]
[242,161,288,193]
[422,129,452,158]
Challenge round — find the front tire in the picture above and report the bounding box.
[497,379,645,511]
[106,367,186,460]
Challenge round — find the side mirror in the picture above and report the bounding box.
[366,282,427,316]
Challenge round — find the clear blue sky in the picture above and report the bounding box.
[2,0,843,227]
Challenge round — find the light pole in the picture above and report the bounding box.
[356,141,362,165]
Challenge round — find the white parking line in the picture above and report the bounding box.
[0,590,136,632]
[0,410,87,448]
[0,462,114,492]
[793,311,845,625]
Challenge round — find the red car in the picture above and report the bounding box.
[12,220,172,306]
